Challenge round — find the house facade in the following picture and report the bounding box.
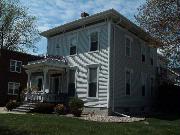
[24,9,158,115]
[0,49,41,106]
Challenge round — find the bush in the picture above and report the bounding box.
[69,98,84,117]
[33,103,55,114]
[6,101,21,111]
[54,104,66,115]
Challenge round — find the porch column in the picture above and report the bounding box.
[26,70,31,92]
[43,68,48,94]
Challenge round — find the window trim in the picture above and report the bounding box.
[125,35,132,57]
[8,82,20,95]
[125,68,133,96]
[69,34,78,56]
[89,30,100,52]
[10,60,22,73]
[87,65,99,99]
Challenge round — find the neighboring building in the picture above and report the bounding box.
[157,54,180,86]
[24,9,158,115]
[0,49,41,106]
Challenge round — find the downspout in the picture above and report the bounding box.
[111,22,130,118]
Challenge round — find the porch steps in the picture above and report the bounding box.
[12,103,37,113]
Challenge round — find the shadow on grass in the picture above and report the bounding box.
[0,125,30,135]
[147,112,180,121]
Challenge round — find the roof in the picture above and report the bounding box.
[40,9,160,47]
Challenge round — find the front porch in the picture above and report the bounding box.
[24,56,75,103]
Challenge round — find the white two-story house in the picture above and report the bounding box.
[24,9,158,115]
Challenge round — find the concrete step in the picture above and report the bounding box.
[12,102,37,113]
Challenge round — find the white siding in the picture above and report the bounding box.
[47,23,109,108]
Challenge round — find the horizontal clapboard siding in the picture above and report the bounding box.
[47,23,109,108]
[110,24,157,110]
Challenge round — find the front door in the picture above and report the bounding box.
[50,74,62,94]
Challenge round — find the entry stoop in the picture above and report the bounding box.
[12,102,37,113]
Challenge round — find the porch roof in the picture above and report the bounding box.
[23,57,69,71]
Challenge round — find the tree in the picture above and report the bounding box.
[135,0,180,67]
[0,0,40,52]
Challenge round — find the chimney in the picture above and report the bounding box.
[81,12,89,18]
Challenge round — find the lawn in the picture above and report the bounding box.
[0,113,179,135]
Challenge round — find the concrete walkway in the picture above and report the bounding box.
[0,107,26,114]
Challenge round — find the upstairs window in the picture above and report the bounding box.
[90,32,98,51]
[125,70,131,96]
[125,37,131,56]
[8,82,20,95]
[70,36,77,55]
[142,54,145,62]
[68,69,76,97]
[150,58,154,66]
[10,60,22,73]
[88,67,98,97]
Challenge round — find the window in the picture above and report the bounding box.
[88,67,98,97]
[8,82,20,95]
[141,73,146,96]
[56,44,60,49]
[142,54,145,62]
[142,85,145,96]
[68,69,76,97]
[69,36,77,55]
[141,45,146,63]
[125,37,131,56]
[90,32,98,51]
[150,58,154,66]
[10,60,22,73]
[150,77,154,96]
[125,70,131,95]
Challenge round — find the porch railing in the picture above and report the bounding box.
[25,91,68,103]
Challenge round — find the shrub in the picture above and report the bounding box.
[54,104,66,115]
[69,98,84,117]
[6,101,21,111]
[33,103,55,114]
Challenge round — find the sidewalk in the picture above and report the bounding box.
[0,107,26,114]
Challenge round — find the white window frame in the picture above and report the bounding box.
[89,30,100,52]
[125,68,133,96]
[87,64,99,99]
[69,34,78,56]
[10,60,22,73]
[8,82,20,95]
[125,35,132,57]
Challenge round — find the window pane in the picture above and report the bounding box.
[90,32,98,51]
[88,82,97,97]
[10,60,16,71]
[70,46,76,55]
[14,83,20,94]
[142,85,145,96]
[142,54,145,62]
[16,61,22,72]
[89,68,97,82]
[126,71,131,95]
[70,37,76,47]
[91,32,98,42]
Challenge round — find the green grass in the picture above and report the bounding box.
[0,113,180,135]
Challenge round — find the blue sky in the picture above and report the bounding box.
[20,0,146,55]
